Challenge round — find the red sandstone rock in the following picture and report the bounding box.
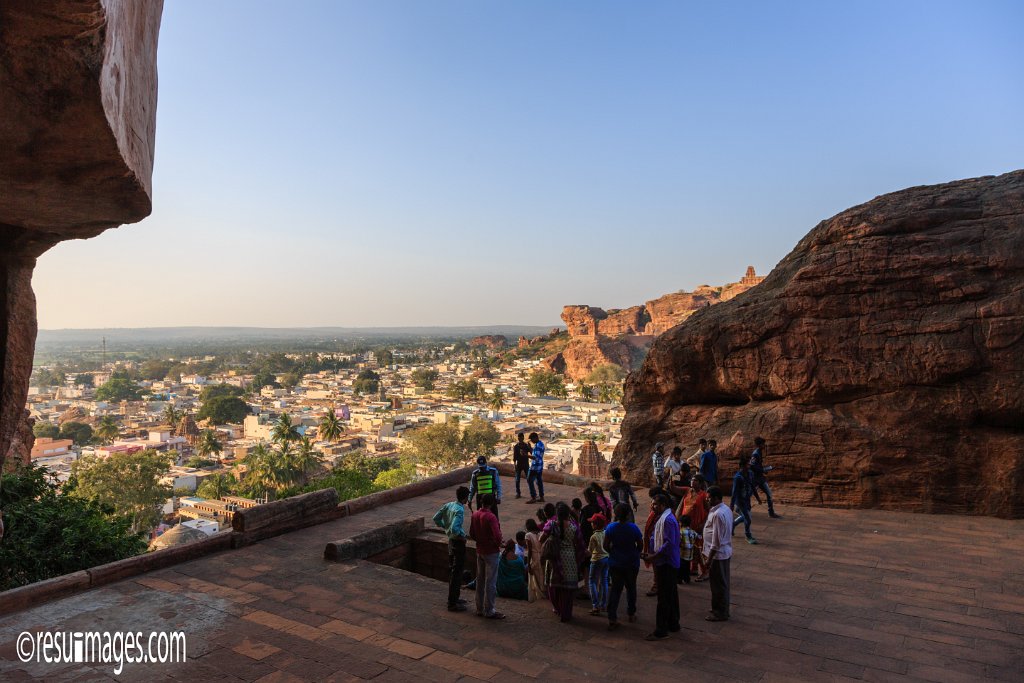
[614,171,1024,518]
[0,1,162,472]
[469,335,507,349]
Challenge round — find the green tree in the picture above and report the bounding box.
[163,404,181,427]
[585,364,626,385]
[196,473,237,500]
[196,429,223,460]
[527,370,565,397]
[319,408,343,442]
[280,372,302,390]
[461,416,500,464]
[376,349,394,367]
[197,395,249,424]
[94,416,120,445]
[352,369,380,395]
[598,383,623,404]
[138,360,173,381]
[1,464,146,591]
[250,370,278,393]
[74,373,95,388]
[286,436,324,487]
[95,371,144,402]
[411,368,438,390]
[402,419,463,470]
[199,384,244,402]
[71,449,173,533]
[577,382,595,401]
[271,412,300,445]
[241,443,283,499]
[489,389,505,411]
[32,367,66,388]
[59,421,93,446]
[373,462,416,489]
[33,421,60,439]
[446,378,481,401]
[186,457,216,468]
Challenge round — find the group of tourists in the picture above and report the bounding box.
[432,433,781,639]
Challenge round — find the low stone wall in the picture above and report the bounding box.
[324,518,424,562]
[0,465,476,616]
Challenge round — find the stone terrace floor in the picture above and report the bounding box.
[2,475,1024,682]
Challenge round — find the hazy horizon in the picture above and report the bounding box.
[32,1,1024,328]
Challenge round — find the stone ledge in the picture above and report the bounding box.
[324,517,424,562]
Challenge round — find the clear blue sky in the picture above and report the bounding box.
[34,1,1024,328]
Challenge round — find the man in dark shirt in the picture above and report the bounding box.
[512,432,532,499]
[700,440,719,488]
[750,436,781,518]
[603,503,643,630]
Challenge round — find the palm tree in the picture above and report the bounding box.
[163,404,181,427]
[196,473,235,499]
[319,408,343,443]
[489,389,505,412]
[577,383,594,402]
[271,412,300,445]
[196,429,223,460]
[243,443,282,499]
[95,416,120,444]
[288,436,324,486]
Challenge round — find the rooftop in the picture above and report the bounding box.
[1,475,1023,682]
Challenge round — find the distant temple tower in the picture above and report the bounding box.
[740,266,766,286]
[578,440,606,479]
[175,413,201,447]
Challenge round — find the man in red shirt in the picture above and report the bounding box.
[469,493,506,619]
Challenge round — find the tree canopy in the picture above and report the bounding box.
[352,369,380,395]
[33,421,60,439]
[71,449,173,533]
[59,421,93,446]
[95,371,145,402]
[528,370,566,398]
[199,383,244,402]
[403,416,500,471]
[197,395,249,425]
[411,368,438,390]
[1,464,146,591]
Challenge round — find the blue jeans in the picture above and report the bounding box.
[733,502,752,538]
[589,558,609,609]
[527,469,544,499]
[754,476,775,513]
[607,565,637,623]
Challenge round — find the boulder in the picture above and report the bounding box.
[614,171,1024,517]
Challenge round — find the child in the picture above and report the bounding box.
[524,518,546,602]
[679,514,697,585]
[571,498,584,524]
[514,530,528,560]
[588,513,610,615]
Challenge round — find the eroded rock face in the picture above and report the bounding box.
[469,335,507,349]
[614,171,1024,517]
[0,0,162,472]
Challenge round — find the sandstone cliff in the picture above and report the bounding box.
[549,268,765,380]
[613,171,1024,517]
[0,1,162,471]
[469,335,508,349]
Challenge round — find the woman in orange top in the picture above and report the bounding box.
[671,474,710,581]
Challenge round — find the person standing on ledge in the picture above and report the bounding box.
[703,485,733,621]
[468,455,502,520]
[512,432,532,499]
[700,439,719,489]
[432,486,470,612]
[642,493,680,640]
[525,432,545,503]
[651,442,666,487]
[470,492,506,619]
[750,436,781,519]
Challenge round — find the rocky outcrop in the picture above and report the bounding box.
[552,269,764,380]
[0,1,163,472]
[469,335,507,349]
[614,171,1024,518]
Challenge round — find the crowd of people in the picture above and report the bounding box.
[432,433,781,639]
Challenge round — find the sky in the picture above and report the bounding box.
[33,1,1024,329]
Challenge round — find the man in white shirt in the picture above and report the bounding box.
[686,438,708,469]
[702,485,733,621]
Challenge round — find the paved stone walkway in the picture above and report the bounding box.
[2,475,1023,682]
